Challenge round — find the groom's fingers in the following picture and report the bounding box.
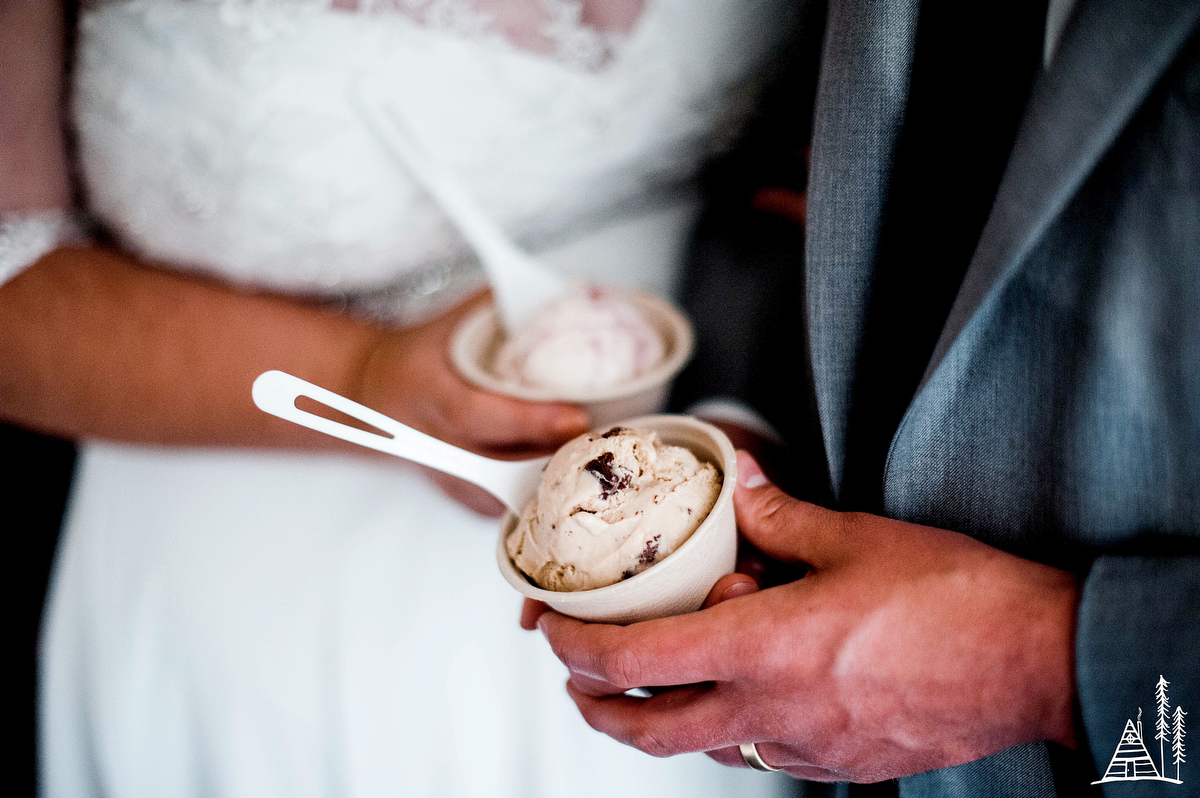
[520,598,549,631]
[705,744,810,774]
[566,681,829,772]
[702,573,759,609]
[705,746,841,782]
[734,451,848,569]
[536,605,747,690]
[565,680,749,758]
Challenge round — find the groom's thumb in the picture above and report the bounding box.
[733,451,844,568]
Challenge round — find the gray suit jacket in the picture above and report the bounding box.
[674,0,1200,795]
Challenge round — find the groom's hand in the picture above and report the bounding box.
[527,452,1082,782]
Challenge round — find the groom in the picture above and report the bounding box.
[525,0,1200,794]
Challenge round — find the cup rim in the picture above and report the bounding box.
[495,414,737,608]
[450,288,695,403]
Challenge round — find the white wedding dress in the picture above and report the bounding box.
[40,1,797,796]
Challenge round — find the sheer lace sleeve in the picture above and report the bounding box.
[86,0,636,69]
[0,210,85,285]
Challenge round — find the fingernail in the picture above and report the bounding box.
[736,451,768,489]
[721,580,758,601]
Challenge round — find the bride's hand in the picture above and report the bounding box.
[2,0,588,486]
[357,290,590,460]
[356,291,590,516]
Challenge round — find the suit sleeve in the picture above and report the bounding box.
[667,7,830,500]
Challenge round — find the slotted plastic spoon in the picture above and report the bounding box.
[252,370,547,514]
[351,81,569,332]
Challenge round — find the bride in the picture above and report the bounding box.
[1,0,798,795]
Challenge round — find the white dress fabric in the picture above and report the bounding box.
[40,1,798,796]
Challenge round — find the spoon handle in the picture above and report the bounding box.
[350,81,568,330]
[252,370,542,513]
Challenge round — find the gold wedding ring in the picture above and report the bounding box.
[739,742,781,772]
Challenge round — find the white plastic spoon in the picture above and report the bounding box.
[252,370,546,514]
[351,80,569,332]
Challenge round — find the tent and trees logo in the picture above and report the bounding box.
[1094,675,1187,785]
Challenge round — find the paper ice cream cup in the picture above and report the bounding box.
[496,414,738,625]
[449,289,694,427]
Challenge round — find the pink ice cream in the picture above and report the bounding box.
[493,286,664,393]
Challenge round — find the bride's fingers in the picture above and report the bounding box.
[420,292,593,448]
[452,388,590,450]
[359,293,588,451]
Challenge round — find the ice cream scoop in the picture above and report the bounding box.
[506,426,722,592]
[493,285,665,394]
[251,370,548,514]
[352,80,567,331]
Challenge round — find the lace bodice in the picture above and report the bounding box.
[73,0,795,294]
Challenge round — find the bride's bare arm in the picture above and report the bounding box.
[0,0,588,457]
[1,249,595,456]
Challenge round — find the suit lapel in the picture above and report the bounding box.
[917,0,1200,395]
[806,0,921,500]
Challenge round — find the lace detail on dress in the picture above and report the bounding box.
[389,0,491,35]
[535,0,618,70]
[86,0,624,69]
[73,0,797,295]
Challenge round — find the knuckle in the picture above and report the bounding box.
[629,726,675,758]
[756,488,797,528]
[596,645,643,691]
[575,705,607,735]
